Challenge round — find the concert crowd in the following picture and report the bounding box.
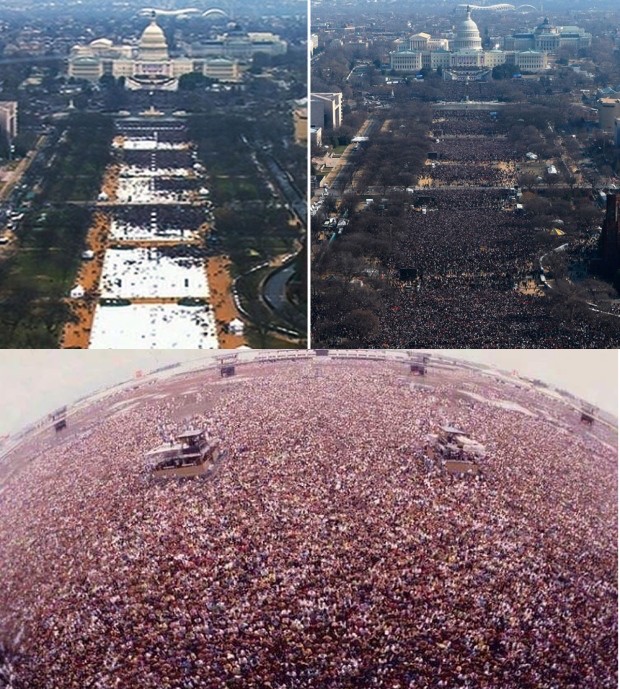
[0,363,616,689]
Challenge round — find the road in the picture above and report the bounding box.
[323,116,380,196]
[263,263,295,312]
[0,135,47,203]
[262,261,306,334]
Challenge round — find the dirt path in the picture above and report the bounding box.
[60,211,112,349]
[206,255,246,349]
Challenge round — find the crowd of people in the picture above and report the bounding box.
[0,647,14,689]
[432,136,518,164]
[352,109,620,347]
[426,112,517,187]
[424,161,515,187]
[398,189,535,285]
[0,361,616,688]
[431,111,501,138]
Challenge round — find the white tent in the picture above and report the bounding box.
[229,318,245,335]
[70,285,86,299]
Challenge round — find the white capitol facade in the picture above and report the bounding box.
[390,7,548,80]
[68,14,285,89]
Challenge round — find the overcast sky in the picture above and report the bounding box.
[0,349,616,436]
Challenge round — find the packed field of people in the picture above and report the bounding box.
[0,648,14,689]
[431,136,518,163]
[424,160,515,187]
[426,112,517,187]
[354,109,620,347]
[399,191,536,285]
[377,287,617,347]
[431,111,502,138]
[0,359,616,689]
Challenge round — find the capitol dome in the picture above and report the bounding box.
[452,6,482,51]
[535,16,558,34]
[138,14,169,61]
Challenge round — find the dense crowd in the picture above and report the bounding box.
[112,205,206,230]
[426,112,516,187]
[0,647,14,689]
[424,80,548,103]
[432,136,517,163]
[398,190,535,284]
[431,111,501,138]
[425,161,515,187]
[0,363,616,688]
[356,109,620,347]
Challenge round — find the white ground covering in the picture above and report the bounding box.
[109,219,199,242]
[89,304,219,349]
[116,177,192,204]
[113,139,187,151]
[120,165,191,178]
[100,248,208,298]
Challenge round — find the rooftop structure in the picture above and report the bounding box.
[49,406,67,433]
[504,17,592,52]
[453,7,483,51]
[409,352,430,376]
[580,404,597,425]
[182,25,287,60]
[0,101,17,142]
[424,424,486,476]
[598,98,620,133]
[139,15,169,61]
[218,353,239,377]
[310,92,343,130]
[68,14,242,89]
[146,429,220,478]
[390,7,548,79]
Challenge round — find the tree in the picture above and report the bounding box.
[492,63,515,80]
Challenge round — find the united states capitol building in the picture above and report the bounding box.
[390,7,553,80]
[68,14,285,89]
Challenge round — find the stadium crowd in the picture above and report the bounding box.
[0,363,616,689]
[0,647,14,689]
